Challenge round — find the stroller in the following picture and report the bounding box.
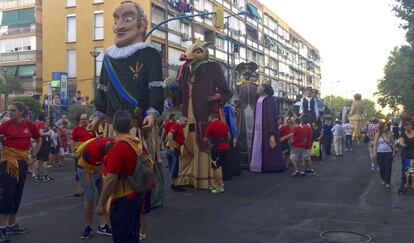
[398,158,413,195]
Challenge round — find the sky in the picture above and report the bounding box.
[260,0,407,100]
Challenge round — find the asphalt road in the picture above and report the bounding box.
[10,144,414,243]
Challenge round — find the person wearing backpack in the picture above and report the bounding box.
[204,113,230,193]
[96,110,153,243]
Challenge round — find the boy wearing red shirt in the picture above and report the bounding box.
[302,122,316,176]
[76,137,114,239]
[204,113,230,193]
[279,118,295,168]
[290,119,306,176]
[167,117,188,192]
[71,114,96,197]
[96,110,145,243]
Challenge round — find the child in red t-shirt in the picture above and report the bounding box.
[204,113,230,193]
[290,118,307,176]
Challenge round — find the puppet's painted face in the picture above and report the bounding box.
[179,39,210,65]
[257,84,265,95]
[113,2,147,47]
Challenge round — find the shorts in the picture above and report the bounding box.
[51,147,59,155]
[303,149,311,161]
[0,160,28,214]
[281,141,291,155]
[77,167,103,202]
[210,148,227,169]
[290,148,305,162]
[58,147,65,156]
[36,140,51,161]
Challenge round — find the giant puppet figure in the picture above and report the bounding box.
[348,93,367,143]
[235,62,259,165]
[176,39,231,189]
[90,1,165,207]
[299,87,319,123]
[250,83,284,172]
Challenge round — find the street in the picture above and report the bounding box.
[11,144,414,243]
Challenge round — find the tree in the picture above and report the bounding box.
[377,0,414,115]
[362,99,385,119]
[0,75,24,95]
[13,96,42,116]
[322,95,348,117]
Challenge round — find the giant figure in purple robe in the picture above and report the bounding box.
[250,83,284,172]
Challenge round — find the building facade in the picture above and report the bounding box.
[42,0,321,102]
[0,0,42,96]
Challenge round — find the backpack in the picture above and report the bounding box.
[106,141,154,193]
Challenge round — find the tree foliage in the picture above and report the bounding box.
[12,96,42,116]
[377,1,414,115]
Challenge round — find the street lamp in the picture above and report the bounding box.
[0,67,8,110]
[90,49,101,99]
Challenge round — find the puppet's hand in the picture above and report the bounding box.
[87,118,100,132]
[206,93,221,101]
[269,135,277,149]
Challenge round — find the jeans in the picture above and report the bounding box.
[323,134,332,155]
[333,136,343,155]
[110,194,143,243]
[167,148,180,179]
[345,135,352,150]
[377,152,393,184]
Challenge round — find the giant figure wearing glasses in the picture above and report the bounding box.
[89,1,165,207]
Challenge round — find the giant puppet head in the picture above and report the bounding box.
[112,1,148,47]
[179,39,211,73]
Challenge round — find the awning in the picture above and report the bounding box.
[265,36,277,46]
[247,3,261,19]
[216,33,226,40]
[1,66,18,77]
[1,8,35,26]
[17,64,35,77]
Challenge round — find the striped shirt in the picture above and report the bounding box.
[367,123,379,140]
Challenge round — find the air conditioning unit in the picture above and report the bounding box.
[181,33,191,41]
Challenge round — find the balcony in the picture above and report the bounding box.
[0,50,39,63]
[0,24,38,37]
[0,0,35,9]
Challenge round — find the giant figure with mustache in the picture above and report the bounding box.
[90,1,165,206]
[176,39,232,189]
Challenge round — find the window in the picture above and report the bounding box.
[1,8,35,26]
[1,36,35,53]
[94,48,104,76]
[152,7,165,24]
[168,14,180,32]
[168,47,184,66]
[215,36,225,50]
[66,15,76,42]
[66,0,76,7]
[67,49,76,78]
[94,11,104,40]
[93,0,104,3]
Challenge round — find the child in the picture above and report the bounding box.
[406,159,414,188]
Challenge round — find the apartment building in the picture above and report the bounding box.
[42,0,321,101]
[0,0,42,96]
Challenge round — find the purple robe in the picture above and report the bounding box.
[250,96,284,172]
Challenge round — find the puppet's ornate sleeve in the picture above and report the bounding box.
[146,49,165,117]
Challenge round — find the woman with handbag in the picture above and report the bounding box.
[373,121,396,188]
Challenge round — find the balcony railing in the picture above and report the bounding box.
[0,0,35,9]
[0,24,37,37]
[0,50,39,63]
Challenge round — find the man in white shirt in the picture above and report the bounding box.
[331,119,344,156]
[342,119,354,151]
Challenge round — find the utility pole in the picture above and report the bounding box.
[90,49,101,99]
[0,67,8,110]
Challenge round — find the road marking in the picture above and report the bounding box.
[357,155,366,161]
[20,193,75,208]
[17,203,78,221]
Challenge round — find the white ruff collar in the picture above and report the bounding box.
[106,42,151,59]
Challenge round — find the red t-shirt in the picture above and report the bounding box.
[279,125,293,140]
[303,124,313,149]
[71,126,95,143]
[0,120,40,150]
[205,120,230,151]
[83,138,115,166]
[58,127,69,150]
[163,120,175,135]
[292,125,306,149]
[35,120,45,132]
[102,141,137,176]
[169,123,185,145]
